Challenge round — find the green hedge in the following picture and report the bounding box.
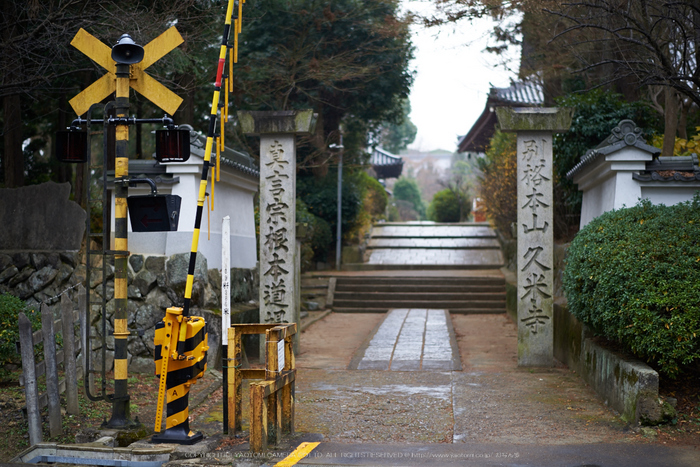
[0,293,39,367]
[563,196,700,378]
[296,198,332,269]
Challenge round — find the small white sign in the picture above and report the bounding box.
[221,216,231,337]
[277,339,285,370]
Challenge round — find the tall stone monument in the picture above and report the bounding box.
[496,107,573,366]
[237,110,316,337]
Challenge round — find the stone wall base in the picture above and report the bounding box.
[501,265,665,425]
[553,301,665,425]
[1,249,260,374]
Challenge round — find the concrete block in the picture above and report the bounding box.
[580,338,661,425]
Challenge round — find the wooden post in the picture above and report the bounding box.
[281,334,295,434]
[227,327,242,434]
[40,303,63,438]
[18,312,42,445]
[250,383,268,452]
[265,329,281,446]
[61,294,79,415]
[77,285,94,393]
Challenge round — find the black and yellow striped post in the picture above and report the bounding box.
[152,306,208,443]
[179,0,237,323]
[67,27,186,431]
[150,0,242,443]
[104,35,143,428]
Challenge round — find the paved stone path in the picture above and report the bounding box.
[351,309,461,371]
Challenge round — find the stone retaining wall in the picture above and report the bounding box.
[553,302,665,425]
[0,250,258,374]
[498,234,664,425]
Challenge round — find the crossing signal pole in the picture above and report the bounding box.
[68,27,186,429]
[109,34,142,428]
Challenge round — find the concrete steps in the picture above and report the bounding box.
[330,275,506,314]
[351,222,504,270]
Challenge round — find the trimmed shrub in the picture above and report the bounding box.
[297,169,363,242]
[0,293,39,367]
[428,189,461,223]
[563,196,700,378]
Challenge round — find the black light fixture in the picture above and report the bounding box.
[155,127,191,163]
[127,194,182,232]
[111,33,144,65]
[55,127,88,163]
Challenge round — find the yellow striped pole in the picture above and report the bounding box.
[105,61,137,428]
[152,0,242,443]
[181,0,237,322]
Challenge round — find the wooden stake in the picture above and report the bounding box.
[41,303,63,438]
[19,313,42,445]
[250,382,267,452]
[61,294,79,415]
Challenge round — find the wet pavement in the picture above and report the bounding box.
[167,311,700,467]
[155,223,700,466]
[365,223,503,268]
[350,309,460,371]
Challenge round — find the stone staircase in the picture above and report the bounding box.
[353,222,504,270]
[302,222,508,314]
[329,274,506,314]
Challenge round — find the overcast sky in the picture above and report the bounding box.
[402,1,521,153]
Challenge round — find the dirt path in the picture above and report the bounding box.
[293,311,650,446]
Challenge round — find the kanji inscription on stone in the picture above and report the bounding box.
[259,137,296,324]
[496,106,572,367]
[517,133,554,365]
[238,109,316,349]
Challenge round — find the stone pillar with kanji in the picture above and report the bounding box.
[237,110,317,342]
[496,107,573,367]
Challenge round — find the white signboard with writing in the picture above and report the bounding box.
[277,339,285,370]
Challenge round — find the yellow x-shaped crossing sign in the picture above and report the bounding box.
[69,27,184,116]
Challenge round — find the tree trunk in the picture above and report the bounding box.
[3,94,24,187]
[678,97,693,141]
[662,87,679,158]
[56,94,73,187]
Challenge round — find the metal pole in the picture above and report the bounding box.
[335,132,343,270]
[105,61,135,428]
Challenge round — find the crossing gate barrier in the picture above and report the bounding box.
[226,323,297,452]
[153,306,208,444]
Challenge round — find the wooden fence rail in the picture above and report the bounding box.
[18,285,85,445]
[226,323,297,452]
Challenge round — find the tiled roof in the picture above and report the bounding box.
[370,147,403,179]
[566,120,660,180]
[457,80,543,153]
[492,80,544,106]
[189,129,259,179]
[633,155,700,182]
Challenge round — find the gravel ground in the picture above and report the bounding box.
[291,312,642,446]
[295,369,454,443]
